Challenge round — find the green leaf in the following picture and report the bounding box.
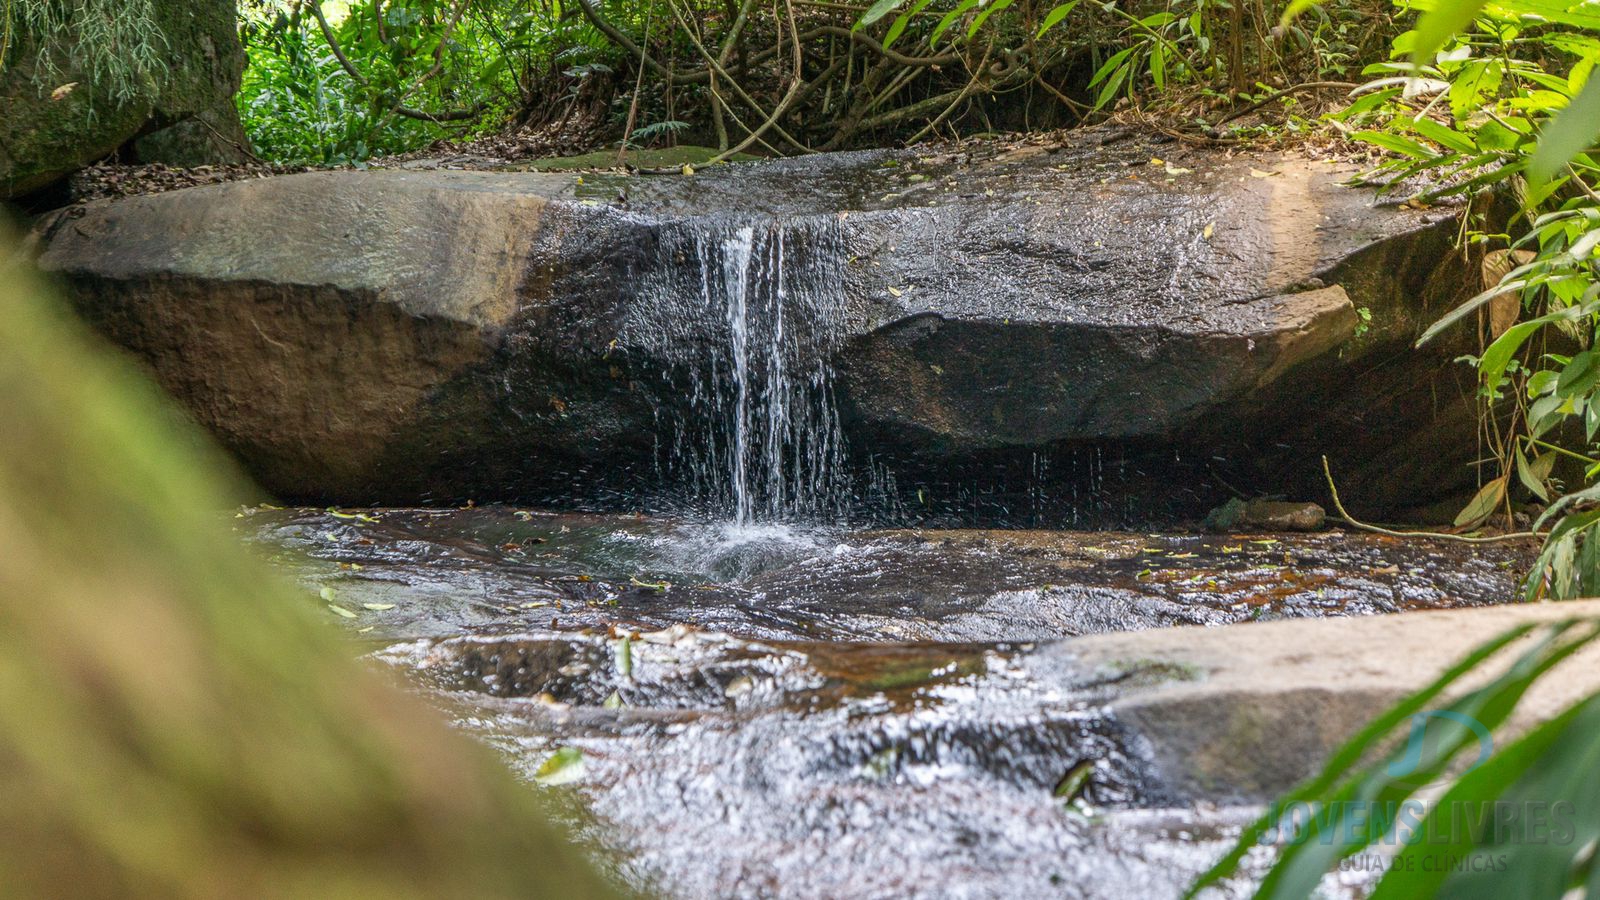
[1353,129,1438,159]
[1094,62,1131,109]
[1454,475,1508,528]
[1531,77,1600,187]
[1037,1,1080,35]
[930,0,982,45]
[1248,622,1600,899]
[533,746,586,785]
[1559,349,1600,397]
[1370,692,1600,898]
[1185,624,1541,897]
[1280,0,1329,25]
[1409,114,1478,153]
[1515,445,1552,502]
[361,602,396,611]
[1411,0,1488,68]
[327,604,357,619]
[1479,318,1546,387]
[884,0,934,47]
[968,0,1017,37]
[1088,46,1137,88]
[857,0,907,28]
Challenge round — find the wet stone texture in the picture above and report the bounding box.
[245,507,1522,898]
[246,507,1530,643]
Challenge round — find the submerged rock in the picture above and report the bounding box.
[36,132,1480,521]
[1204,497,1326,532]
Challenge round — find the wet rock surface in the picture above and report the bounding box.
[245,507,1542,898]
[40,132,1480,522]
[245,507,1532,642]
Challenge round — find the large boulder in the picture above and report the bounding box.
[32,132,1483,521]
[0,0,247,198]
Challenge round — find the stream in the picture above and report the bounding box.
[245,507,1528,897]
[237,189,1526,897]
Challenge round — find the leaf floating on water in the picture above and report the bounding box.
[1054,760,1094,800]
[602,691,623,709]
[629,576,670,592]
[1222,545,1243,553]
[326,507,379,523]
[361,603,396,611]
[534,747,586,785]
[327,604,357,619]
[514,510,535,521]
[888,287,904,297]
[319,586,337,602]
[681,164,695,176]
[1169,552,1198,559]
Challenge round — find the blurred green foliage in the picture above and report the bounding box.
[0,223,621,898]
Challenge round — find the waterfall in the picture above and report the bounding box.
[630,218,851,525]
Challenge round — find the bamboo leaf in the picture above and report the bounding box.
[1531,77,1600,187]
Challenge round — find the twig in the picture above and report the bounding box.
[1208,81,1359,130]
[618,0,656,165]
[1322,456,1542,544]
[307,0,482,122]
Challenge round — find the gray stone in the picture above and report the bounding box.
[1063,599,1600,803]
[33,133,1483,517]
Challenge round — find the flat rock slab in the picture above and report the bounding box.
[38,132,1481,520]
[349,566,1599,898]
[1070,598,1600,804]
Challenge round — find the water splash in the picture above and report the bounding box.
[630,218,851,525]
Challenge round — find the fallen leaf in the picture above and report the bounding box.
[614,635,633,678]
[327,604,357,619]
[50,82,78,101]
[1202,222,1215,240]
[534,747,586,785]
[1249,168,1279,178]
[361,603,396,611]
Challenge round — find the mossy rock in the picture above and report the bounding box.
[0,0,247,198]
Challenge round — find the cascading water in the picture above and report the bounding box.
[629,217,852,526]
